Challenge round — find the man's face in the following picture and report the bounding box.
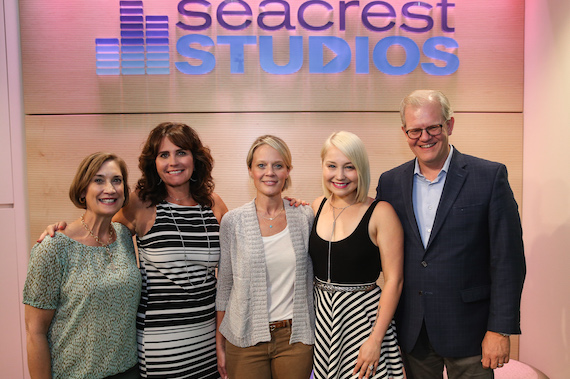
[402,101,454,172]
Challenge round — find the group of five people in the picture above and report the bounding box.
[23,89,526,379]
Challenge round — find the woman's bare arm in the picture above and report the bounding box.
[25,305,55,379]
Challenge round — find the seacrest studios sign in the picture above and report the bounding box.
[96,0,458,76]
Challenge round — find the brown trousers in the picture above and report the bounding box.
[225,325,314,379]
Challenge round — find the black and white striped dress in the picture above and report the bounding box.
[137,201,220,379]
[309,199,404,379]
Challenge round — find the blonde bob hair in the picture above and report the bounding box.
[69,152,130,209]
[246,135,293,191]
[320,131,370,203]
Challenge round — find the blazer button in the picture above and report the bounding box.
[419,291,423,296]
[421,261,428,267]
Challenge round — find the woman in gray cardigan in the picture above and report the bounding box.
[215,135,315,379]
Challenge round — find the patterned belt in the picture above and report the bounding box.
[269,319,292,332]
[314,279,377,293]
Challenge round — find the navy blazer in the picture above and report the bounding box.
[376,149,526,358]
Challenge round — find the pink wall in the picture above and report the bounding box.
[521,1,570,377]
[0,0,28,377]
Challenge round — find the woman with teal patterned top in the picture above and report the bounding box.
[23,152,141,379]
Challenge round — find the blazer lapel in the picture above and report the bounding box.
[425,149,468,251]
[400,161,424,248]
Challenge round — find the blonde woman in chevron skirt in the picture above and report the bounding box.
[309,131,404,379]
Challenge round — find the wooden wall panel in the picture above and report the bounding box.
[20,0,523,114]
[26,112,522,247]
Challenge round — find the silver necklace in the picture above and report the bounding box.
[167,202,212,286]
[326,197,355,283]
[80,214,116,271]
[167,193,191,202]
[257,206,285,228]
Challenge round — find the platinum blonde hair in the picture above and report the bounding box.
[321,131,370,203]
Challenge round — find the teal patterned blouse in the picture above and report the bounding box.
[23,222,141,379]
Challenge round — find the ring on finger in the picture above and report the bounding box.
[368,364,374,370]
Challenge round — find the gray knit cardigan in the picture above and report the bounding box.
[216,199,315,347]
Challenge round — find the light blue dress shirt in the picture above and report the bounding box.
[412,146,455,248]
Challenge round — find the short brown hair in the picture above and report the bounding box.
[69,152,130,209]
[136,122,215,207]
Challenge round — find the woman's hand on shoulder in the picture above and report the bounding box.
[284,196,310,207]
[37,222,68,243]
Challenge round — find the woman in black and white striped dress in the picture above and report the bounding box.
[115,122,228,378]
[135,202,222,378]
[309,131,405,379]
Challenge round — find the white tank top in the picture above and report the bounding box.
[262,226,295,322]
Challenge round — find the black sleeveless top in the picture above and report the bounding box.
[309,198,382,284]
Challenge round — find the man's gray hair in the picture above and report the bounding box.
[400,90,454,126]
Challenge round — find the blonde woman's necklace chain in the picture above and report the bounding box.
[257,206,285,228]
[330,201,355,211]
[327,197,356,283]
[80,214,116,271]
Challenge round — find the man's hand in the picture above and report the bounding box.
[481,331,510,369]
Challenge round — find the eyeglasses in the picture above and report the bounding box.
[404,124,444,140]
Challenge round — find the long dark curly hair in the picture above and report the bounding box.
[136,122,215,207]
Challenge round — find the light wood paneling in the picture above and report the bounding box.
[26,111,522,248]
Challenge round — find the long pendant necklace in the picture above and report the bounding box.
[80,214,116,271]
[257,205,285,228]
[327,197,355,283]
[167,203,212,286]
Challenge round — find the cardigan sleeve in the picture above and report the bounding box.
[216,212,235,311]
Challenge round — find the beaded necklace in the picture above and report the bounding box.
[80,214,116,271]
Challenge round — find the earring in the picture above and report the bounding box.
[158,178,163,185]
[190,174,197,182]
[79,197,86,203]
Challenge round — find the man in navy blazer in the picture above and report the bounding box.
[376,90,526,378]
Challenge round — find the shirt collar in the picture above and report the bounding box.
[414,145,455,177]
